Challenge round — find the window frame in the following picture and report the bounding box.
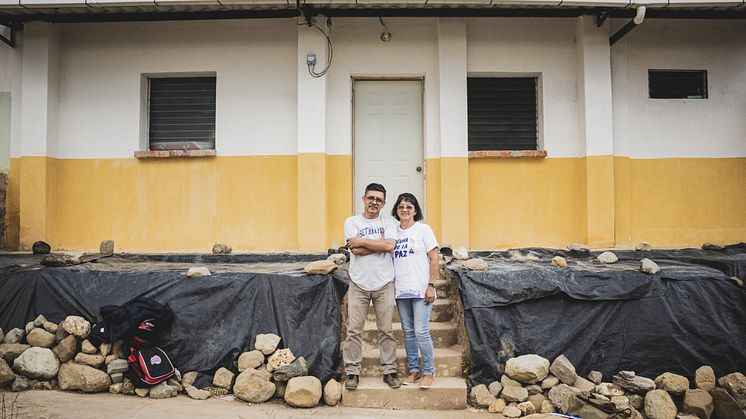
[648,69,708,100]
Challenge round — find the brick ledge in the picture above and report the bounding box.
[134,150,216,159]
[468,150,548,159]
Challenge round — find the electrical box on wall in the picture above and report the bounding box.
[306,53,316,66]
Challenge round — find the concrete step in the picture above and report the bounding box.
[341,376,467,410]
[362,321,458,349]
[366,298,454,323]
[435,279,451,299]
[359,346,463,378]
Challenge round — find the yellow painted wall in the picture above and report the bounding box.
[326,155,352,249]
[6,158,20,249]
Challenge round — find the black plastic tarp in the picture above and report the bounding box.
[0,254,348,384]
[451,245,746,386]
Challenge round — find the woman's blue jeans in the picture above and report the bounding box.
[396,298,435,376]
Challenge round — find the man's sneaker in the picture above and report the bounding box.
[345,375,359,390]
[419,375,434,389]
[383,373,401,389]
[401,373,420,386]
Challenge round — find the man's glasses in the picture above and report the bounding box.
[365,196,385,204]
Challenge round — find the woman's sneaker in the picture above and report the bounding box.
[401,373,420,386]
[419,375,434,389]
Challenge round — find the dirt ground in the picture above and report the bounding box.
[2,390,494,419]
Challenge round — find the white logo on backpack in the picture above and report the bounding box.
[150,355,162,365]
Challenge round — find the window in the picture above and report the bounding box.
[648,70,708,99]
[467,77,538,151]
[147,76,216,150]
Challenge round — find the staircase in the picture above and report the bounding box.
[341,276,468,409]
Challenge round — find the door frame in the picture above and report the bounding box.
[351,76,426,216]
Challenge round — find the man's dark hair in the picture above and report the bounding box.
[391,192,423,222]
[364,183,387,199]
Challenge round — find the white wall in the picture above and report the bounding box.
[0,40,21,170]
[611,20,746,159]
[466,18,581,158]
[54,19,297,159]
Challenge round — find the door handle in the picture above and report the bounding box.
[416,166,422,173]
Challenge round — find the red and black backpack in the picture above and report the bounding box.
[126,318,175,387]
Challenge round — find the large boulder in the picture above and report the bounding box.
[501,385,529,403]
[613,371,656,394]
[323,379,342,406]
[0,344,30,363]
[655,372,690,396]
[273,357,307,382]
[645,389,678,419]
[548,384,582,414]
[13,347,60,380]
[149,381,178,399]
[550,355,577,385]
[74,353,105,369]
[53,336,77,363]
[238,350,264,372]
[574,376,597,392]
[718,372,746,408]
[267,348,294,372]
[26,329,56,348]
[58,362,111,392]
[542,375,560,389]
[3,328,24,344]
[683,388,714,419]
[212,367,235,390]
[81,340,97,355]
[61,316,91,339]
[284,376,322,408]
[470,384,496,408]
[32,241,51,254]
[505,354,550,384]
[710,388,746,419]
[254,334,281,355]
[233,368,275,403]
[695,366,716,392]
[0,358,15,387]
[185,384,211,400]
[304,260,337,275]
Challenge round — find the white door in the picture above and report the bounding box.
[353,80,424,215]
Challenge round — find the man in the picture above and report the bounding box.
[343,183,400,390]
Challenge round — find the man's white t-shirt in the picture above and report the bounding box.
[344,214,398,291]
[392,222,439,299]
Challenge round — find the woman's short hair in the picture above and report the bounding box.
[391,193,423,222]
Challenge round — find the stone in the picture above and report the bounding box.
[25,322,34,335]
[121,378,135,395]
[528,393,548,411]
[62,316,91,339]
[573,376,596,392]
[462,258,488,271]
[541,399,556,413]
[26,328,56,348]
[233,368,276,403]
[598,251,619,263]
[182,371,198,387]
[489,398,506,413]
[284,376,322,408]
[572,402,611,419]
[273,356,307,382]
[254,333,282,355]
[212,243,232,254]
[702,243,724,251]
[107,359,128,375]
[684,388,714,419]
[150,381,178,399]
[611,395,631,410]
[596,382,625,397]
[471,384,496,408]
[679,415,702,419]
[105,355,118,365]
[11,375,29,391]
[3,328,24,344]
[55,326,69,342]
[267,348,294,372]
[0,328,3,343]
[710,387,746,419]
[212,367,235,390]
[0,358,15,387]
[100,240,115,255]
[488,380,503,396]
[655,372,690,396]
[549,384,582,413]
[641,258,661,274]
[636,242,653,251]
[29,378,56,391]
[42,321,58,334]
[75,352,105,369]
[719,373,746,408]
[135,387,150,397]
[274,381,287,399]
[629,394,644,409]
[81,339,97,354]
[542,375,560,389]
[326,253,347,266]
[303,260,337,275]
[32,241,51,254]
[110,373,123,384]
[13,347,60,380]
[550,354,577,385]
[109,383,122,394]
[693,366,715,391]
[614,371,656,394]
[588,370,603,385]
[453,247,469,260]
[732,277,744,287]
[167,377,182,392]
[551,256,567,268]
[237,351,264,372]
[187,267,211,278]
[503,405,522,418]
[206,386,229,397]
[526,384,542,395]
[505,354,550,384]
[41,252,84,267]
[645,389,678,419]
[58,362,111,392]
[99,343,111,357]
[568,243,590,253]
[1,343,30,363]
[502,374,523,387]
[323,378,342,406]
[32,315,47,328]
[112,340,125,358]
[518,401,537,415]
[185,384,211,400]
[501,385,529,403]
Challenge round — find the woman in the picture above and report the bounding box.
[390,192,439,389]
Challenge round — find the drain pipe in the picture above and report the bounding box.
[610,5,646,45]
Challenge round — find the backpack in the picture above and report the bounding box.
[126,318,175,387]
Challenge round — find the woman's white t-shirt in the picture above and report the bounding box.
[392,222,439,299]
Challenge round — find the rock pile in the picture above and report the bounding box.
[470,354,746,419]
